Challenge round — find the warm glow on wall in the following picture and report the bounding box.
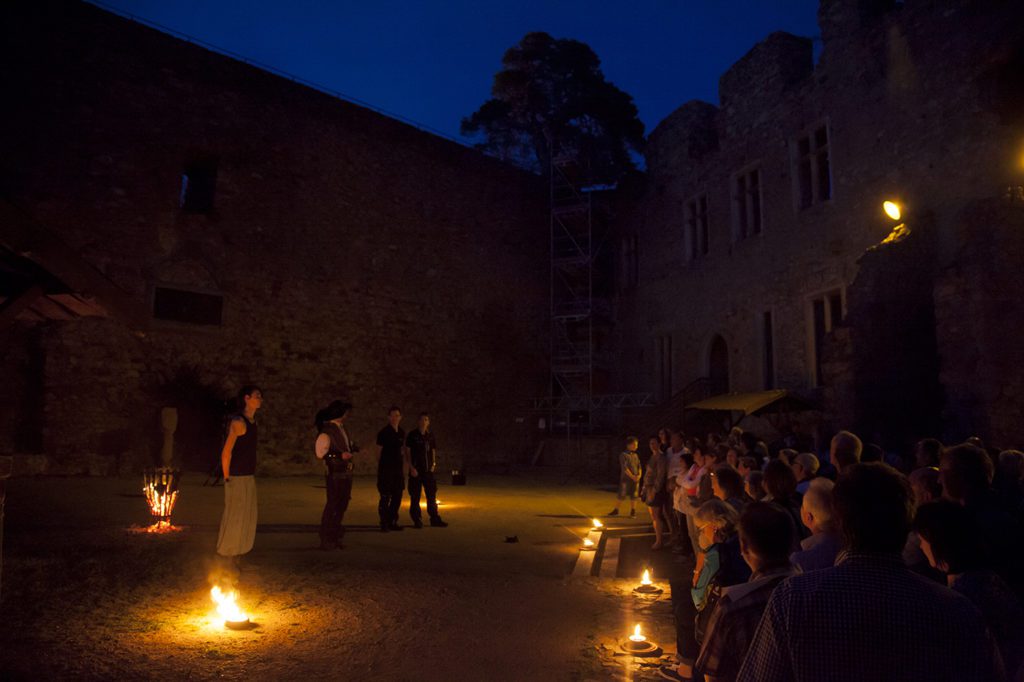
[883,201,902,221]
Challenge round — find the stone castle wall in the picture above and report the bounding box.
[0,1,549,474]
[611,0,1024,446]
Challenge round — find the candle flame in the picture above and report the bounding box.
[211,586,247,623]
[582,537,595,547]
[592,518,603,528]
[641,569,652,585]
[629,624,646,642]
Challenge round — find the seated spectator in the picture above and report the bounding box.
[711,464,752,514]
[763,459,807,542]
[941,443,1024,599]
[665,499,750,682]
[791,452,819,495]
[790,478,841,572]
[737,463,1003,682]
[915,500,1024,677]
[745,470,766,501]
[695,503,798,682]
[915,437,944,469]
[830,430,862,473]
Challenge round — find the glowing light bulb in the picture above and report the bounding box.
[883,200,902,221]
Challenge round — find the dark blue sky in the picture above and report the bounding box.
[96,0,820,143]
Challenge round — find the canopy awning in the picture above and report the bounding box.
[685,389,815,416]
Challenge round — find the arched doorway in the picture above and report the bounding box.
[708,334,729,394]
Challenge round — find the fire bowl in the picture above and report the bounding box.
[619,638,659,655]
[225,618,253,631]
[633,584,663,595]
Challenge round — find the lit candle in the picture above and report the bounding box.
[641,569,652,586]
[629,624,646,642]
[582,537,595,549]
[592,518,603,529]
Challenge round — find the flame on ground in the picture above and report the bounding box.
[630,624,645,642]
[211,586,248,623]
[641,569,652,585]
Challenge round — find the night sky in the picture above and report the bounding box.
[94,0,820,143]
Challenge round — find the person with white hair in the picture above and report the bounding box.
[791,452,819,495]
[790,478,841,572]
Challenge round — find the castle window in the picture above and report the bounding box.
[153,286,223,326]
[685,192,710,260]
[808,288,844,387]
[795,124,831,209]
[731,166,762,241]
[179,159,218,213]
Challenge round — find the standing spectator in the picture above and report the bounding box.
[678,443,716,555]
[737,463,1003,682]
[406,412,447,529]
[695,502,798,682]
[790,478,841,572]
[737,456,758,480]
[763,459,807,542]
[711,464,752,514]
[643,436,669,550]
[915,499,1024,677]
[376,406,408,532]
[217,385,263,564]
[914,437,943,469]
[609,436,641,518]
[664,430,689,550]
[830,430,862,474]
[941,443,1024,599]
[663,499,750,682]
[904,466,945,578]
[723,444,739,470]
[995,450,1024,519]
[739,432,769,468]
[745,470,766,501]
[315,400,355,550]
[791,452,819,495]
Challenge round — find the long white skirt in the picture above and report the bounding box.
[217,475,257,557]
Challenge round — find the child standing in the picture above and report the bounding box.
[609,436,641,518]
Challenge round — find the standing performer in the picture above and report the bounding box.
[376,405,407,532]
[217,385,262,562]
[315,400,356,550]
[406,412,448,528]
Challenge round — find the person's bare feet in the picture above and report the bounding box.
[651,541,663,550]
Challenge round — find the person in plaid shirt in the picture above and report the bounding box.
[694,502,797,682]
[736,463,1004,682]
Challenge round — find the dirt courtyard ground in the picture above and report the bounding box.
[0,473,682,680]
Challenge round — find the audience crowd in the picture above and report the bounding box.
[631,425,1024,682]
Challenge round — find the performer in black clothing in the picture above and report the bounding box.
[315,400,356,550]
[376,406,407,532]
[406,412,448,528]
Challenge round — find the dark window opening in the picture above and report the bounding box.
[180,160,218,213]
[733,167,762,240]
[796,125,831,209]
[153,286,223,326]
[685,193,710,260]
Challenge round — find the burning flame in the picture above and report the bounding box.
[211,586,247,623]
[641,569,652,586]
[629,624,646,642]
[592,518,603,529]
[582,537,595,548]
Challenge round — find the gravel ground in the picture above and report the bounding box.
[0,473,672,680]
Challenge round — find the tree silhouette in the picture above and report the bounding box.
[461,32,645,181]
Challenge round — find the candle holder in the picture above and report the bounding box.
[620,624,658,655]
[633,568,663,595]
